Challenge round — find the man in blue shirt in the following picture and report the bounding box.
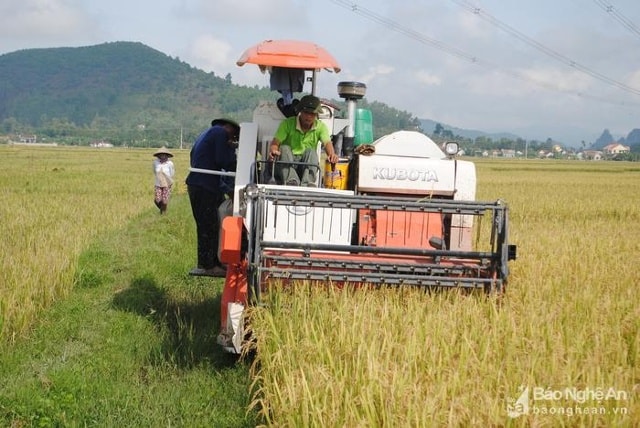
[186,118,239,277]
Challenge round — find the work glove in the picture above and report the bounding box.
[355,144,375,155]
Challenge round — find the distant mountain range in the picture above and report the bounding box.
[419,119,521,142]
[420,118,640,150]
[592,128,640,150]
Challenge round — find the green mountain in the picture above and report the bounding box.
[0,42,277,144]
[0,42,419,146]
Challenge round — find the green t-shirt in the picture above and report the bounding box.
[274,116,330,155]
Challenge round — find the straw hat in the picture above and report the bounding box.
[153,147,173,157]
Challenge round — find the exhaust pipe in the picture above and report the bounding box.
[337,81,367,158]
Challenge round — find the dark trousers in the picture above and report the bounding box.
[188,185,223,269]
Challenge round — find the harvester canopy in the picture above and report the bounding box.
[236,39,342,72]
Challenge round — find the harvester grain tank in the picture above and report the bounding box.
[200,40,517,353]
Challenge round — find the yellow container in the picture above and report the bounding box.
[323,159,349,190]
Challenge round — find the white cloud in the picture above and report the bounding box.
[186,35,273,88]
[625,68,640,89]
[414,70,441,86]
[196,0,306,27]
[0,0,96,40]
[359,64,394,85]
[188,35,234,74]
[520,66,593,93]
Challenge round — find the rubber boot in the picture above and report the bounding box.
[154,200,162,213]
[160,202,167,214]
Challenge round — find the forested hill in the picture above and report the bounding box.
[0,42,420,146]
[0,42,276,141]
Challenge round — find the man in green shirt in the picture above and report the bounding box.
[269,95,339,186]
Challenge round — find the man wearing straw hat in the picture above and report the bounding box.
[152,147,175,214]
[186,118,240,277]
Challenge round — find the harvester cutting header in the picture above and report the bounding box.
[198,40,517,353]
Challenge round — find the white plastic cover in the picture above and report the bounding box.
[371,131,446,159]
[261,186,355,246]
[358,156,457,195]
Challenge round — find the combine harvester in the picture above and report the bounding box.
[210,40,517,353]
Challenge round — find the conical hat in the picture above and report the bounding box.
[153,147,173,157]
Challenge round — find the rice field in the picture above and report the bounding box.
[0,144,190,343]
[247,159,640,426]
[1,145,638,426]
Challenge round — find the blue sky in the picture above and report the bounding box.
[1,0,639,145]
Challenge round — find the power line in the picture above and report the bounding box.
[449,0,640,96]
[592,0,640,39]
[328,0,640,106]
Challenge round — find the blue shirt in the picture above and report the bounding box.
[186,125,237,193]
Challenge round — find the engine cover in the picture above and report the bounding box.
[358,155,457,195]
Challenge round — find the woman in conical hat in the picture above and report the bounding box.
[152,147,175,214]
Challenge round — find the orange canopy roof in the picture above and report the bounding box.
[236,39,341,73]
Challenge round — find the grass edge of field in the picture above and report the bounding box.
[0,194,258,427]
